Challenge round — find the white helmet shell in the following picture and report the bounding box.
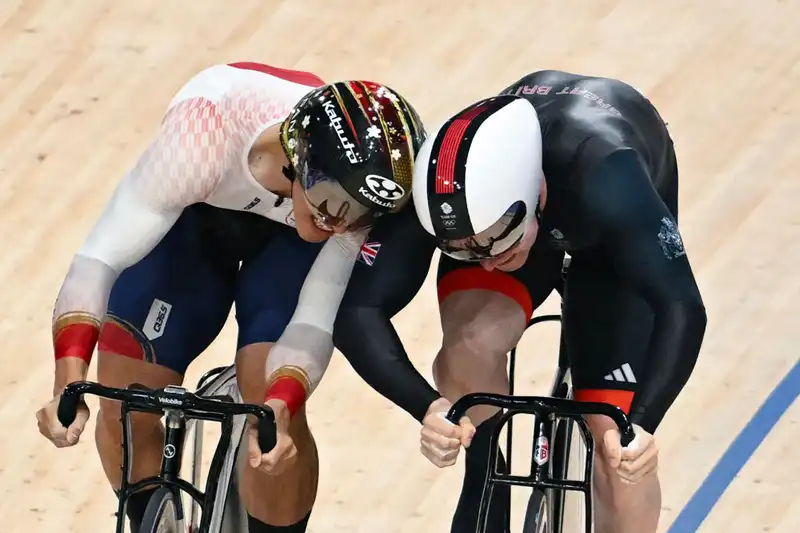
[413,95,544,240]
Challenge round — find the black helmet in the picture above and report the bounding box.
[280,80,425,231]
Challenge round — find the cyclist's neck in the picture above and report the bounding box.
[248,123,292,197]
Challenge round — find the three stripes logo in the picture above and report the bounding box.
[604,363,637,384]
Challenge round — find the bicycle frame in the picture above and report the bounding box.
[481,382,597,533]
[451,392,632,533]
[58,372,272,533]
[483,311,631,533]
[189,365,250,533]
[509,314,580,533]
[115,390,241,533]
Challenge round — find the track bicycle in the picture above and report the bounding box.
[446,257,636,533]
[57,365,275,533]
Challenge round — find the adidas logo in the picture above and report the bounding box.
[604,363,637,384]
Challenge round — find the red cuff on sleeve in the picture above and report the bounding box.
[265,376,307,418]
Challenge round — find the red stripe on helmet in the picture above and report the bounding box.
[434,105,487,194]
[339,82,364,145]
[358,81,392,155]
[353,81,413,177]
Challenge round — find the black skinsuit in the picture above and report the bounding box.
[333,70,707,533]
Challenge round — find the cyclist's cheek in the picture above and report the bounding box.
[519,217,540,251]
[290,180,332,242]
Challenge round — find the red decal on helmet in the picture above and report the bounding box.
[435,105,487,194]
[335,82,362,146]
[357,82,396,155]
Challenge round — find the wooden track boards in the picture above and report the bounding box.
[1,1,797,531]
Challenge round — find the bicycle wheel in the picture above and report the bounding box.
[522,489,551,533]
[139,487,181,533]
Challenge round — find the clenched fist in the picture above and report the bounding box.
[603,424,658,485]
[36,393,90,447]
[420,397,476,468]
[247,399,297,476]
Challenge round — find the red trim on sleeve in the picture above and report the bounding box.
[54,323,99,364]
[574,389,635,414]
[265,376,307,417]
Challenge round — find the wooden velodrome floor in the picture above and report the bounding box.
[1,1,798,531]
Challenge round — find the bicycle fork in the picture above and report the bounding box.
[189,419,204,533]
[478,410,597,533]
[164,409,188,532]
[116,406,189,533]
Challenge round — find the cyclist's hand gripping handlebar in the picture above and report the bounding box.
[445,392,636,447]
[56,386,83,430]
[57,381,277,452]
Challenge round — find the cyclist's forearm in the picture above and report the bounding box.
[52,255,118,367]
[264,233,365,416]
[630,299,707,432]
[53,357,90,395]
[264,323,334,416]
[52,185,184,368]
[334,306,440,422]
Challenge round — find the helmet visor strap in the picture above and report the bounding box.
[438,201,527,261]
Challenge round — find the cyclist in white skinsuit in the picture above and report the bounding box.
[35,61,426,533]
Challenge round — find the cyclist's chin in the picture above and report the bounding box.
[296,213,333,242]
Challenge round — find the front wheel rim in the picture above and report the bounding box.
[537,495,549,533]
[156,497,178,533]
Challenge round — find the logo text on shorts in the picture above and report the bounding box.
[143,298,172,341]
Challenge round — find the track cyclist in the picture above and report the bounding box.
[35,61,425,533]
[332,69,707,533]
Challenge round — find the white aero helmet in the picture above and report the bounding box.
[412,95,544,261]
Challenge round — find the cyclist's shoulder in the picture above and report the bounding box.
[166,62,321,124]
[501,69,583,94]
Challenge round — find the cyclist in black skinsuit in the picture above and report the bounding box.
[333,70,707,533]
